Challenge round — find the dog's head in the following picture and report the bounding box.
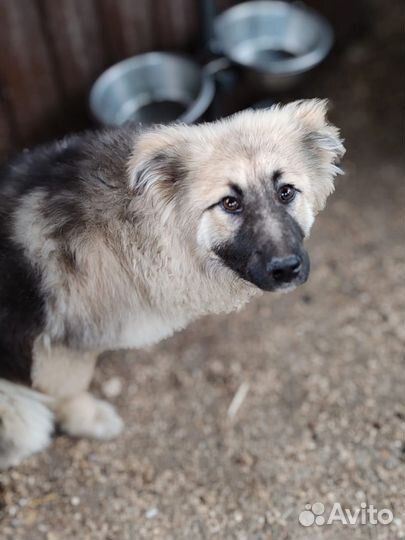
[129,99,345,292]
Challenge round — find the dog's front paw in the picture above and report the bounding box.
[0,382,54,469]
[56,392,123,440]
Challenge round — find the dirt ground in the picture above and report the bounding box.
[1,2,404,539]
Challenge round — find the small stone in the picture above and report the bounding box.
[234,511,243,522]
[145,507,159,519]
[101,377,123,398]
[70,496,80,506]
[8,506,18,516]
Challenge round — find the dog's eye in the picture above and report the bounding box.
[222,196,242,213]
[278,184,296,204]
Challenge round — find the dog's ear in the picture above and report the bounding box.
[285,99,345,212]
[128,125,190,194]
[285,98,330,129]
[285,99,345,173]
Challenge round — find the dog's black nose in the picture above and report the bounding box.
[267,255,302,284]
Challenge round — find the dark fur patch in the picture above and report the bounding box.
[272,169,283,183]
[0,229,45,384]
[0,127,136,383]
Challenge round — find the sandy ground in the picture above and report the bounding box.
[1,2,404,539]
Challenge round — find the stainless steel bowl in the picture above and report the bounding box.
[90,52,215,126]
[214,1,334,89]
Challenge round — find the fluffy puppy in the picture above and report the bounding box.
[0,99,344,468]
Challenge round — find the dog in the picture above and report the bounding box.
[0,99,344,468]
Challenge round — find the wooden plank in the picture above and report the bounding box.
[155,0,199,52]
[0,72,19,159]
[98,0,156,62]
[37,0,109,129]
[154,0,173,50]
[0,100,17,160]
[179,0,200,51]
[0,0,62,146]
[98,0,200,61]
[38,0,107,95]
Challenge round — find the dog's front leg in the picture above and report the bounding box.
[32,342,123,440]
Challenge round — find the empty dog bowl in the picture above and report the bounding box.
[90,52,215,126]
[214,1,334,89]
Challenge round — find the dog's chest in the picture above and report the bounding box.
[116,310,183,350]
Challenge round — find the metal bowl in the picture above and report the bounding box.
[90,52,215,126]
[214,1,334,89]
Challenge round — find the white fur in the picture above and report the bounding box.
[32,340,97,399]
[117,310,181,349]
[54,392,123,440]
[0,380,54,469]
